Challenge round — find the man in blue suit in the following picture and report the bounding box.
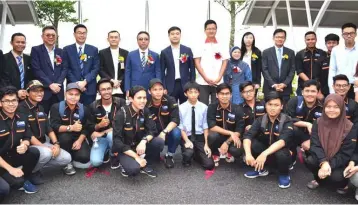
[124,31,161,96]
[31,26,67,114]
[160,26,195,104]
[63,24,99,105]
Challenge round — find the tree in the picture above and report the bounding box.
[213,0,251,48]
[34,0,78,46]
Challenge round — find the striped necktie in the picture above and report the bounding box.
[16,56,25,89]
[141,52,146,68]
[78,46,84,76]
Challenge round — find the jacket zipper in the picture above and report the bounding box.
[158,105,164,130]
[269,122,274,145]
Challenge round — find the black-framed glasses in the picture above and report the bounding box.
[1,99,18,105]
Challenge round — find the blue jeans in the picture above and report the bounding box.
[90,131,113,167]
[165,127,181,154]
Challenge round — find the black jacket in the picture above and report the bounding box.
[112,105,157,153]
[320,52,330,97]
[241,47,262,85]
[309,121,357,169]
[239,100,265,129]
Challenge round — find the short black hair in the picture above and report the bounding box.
[325,33,340,43]
[333,74,349,84]
[264,91,282,104]
[74,24,87,33]
[239,81,254,92]
[96,78,114,91]
[11,33,26,42]
[42,25,57,33]
[108,30,120,37]
[302,79,320,91]
[342,23,357,31]
[204,19,217,29]
[168,26,181,34]
[216,83,231,94]
[273,28,286,37]
[129,85,146,98]
[183,82,200,93]
[305,31,316,38]
[0,86,18,100]
[137,31,150,39]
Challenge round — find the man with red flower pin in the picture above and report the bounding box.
[193,20,229,105]
[31,26,67,114]
[160,26,195,104]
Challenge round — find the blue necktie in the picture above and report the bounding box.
[277,48,282,77]
[78,46,84,76]
[16,56,24,89]
[141,52,146,68]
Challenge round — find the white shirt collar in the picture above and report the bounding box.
[274,45,283,51]
[76,43,85,51]
[171,44,180,50]
[45,45,55,53]
[139,48,148,53]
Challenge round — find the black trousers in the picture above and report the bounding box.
[57,133,90,163]
[80,94,96,106]
[290,128,311,160]
[0,147,40,189]
[208,132,244,158]
[304,154,348,189]
[170,80,187,104]
[250,139,291,175]
[0,177,10,202]
[181,134,216,170]
[199,85,217,105]
[41,94,61,114]
[118,137,165,176]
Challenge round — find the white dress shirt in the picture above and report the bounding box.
[46,46,55,69]
[110,47,119,80]
[242,50,252,70]
[139,49,149,61]
[76,43,85,54]
[171,45,180,79]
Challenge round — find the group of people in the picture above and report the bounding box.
[0,18,357,202]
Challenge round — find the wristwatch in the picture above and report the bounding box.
[225,140,231,145]
[66,125,71,132]
[162,129,168,135]
[53,141,60,145]
[142,137,148,143]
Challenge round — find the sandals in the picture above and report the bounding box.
[307,180,320,189]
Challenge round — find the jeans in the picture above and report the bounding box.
[90,131,113,167]
[32,142,72,173]
[165,128,181,154]
[350,172,358,188]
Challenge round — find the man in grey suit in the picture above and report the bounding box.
[262,29,295,104]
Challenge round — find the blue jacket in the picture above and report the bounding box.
[124,49,161,91]
[63,43,99,95]
[224,60,252,85]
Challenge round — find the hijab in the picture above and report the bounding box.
[317,94,353,160]
[230,46,241,65]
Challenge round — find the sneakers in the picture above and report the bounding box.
[164,155,174,168]
[120,167,128,177]
[307,180,319,189]
[225,153,235,163]
[63,163,76,176]
[18,180,38,194]
[289,160,296,170]
[110,156,121,170]
[103,152,110,164]
[336,186,349,195]
[213,155,220,167]
[244,170,269,178]
[355,189,358,201]
[29,171,45,185]
[140,166,157,178]
[278,175,291,189]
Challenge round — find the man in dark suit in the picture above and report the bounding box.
[31,26,67,114]
[1,33,33,100]
[160,26,195,104]
[99,30,128,99]
[63,24,100,105]
[124,31,161,96]
[262,29,295,104]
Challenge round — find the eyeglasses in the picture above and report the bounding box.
[76,32,87,36]
[138,38,149,41]
[45,34,56,38]
[242,89,254,95]
[99,87,113,92]
[334,84,349,89]
[1,99,18,105]
[205,28,217,31]
[218,92,230,96]
[342,32,356,37]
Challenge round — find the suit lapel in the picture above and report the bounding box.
[271,47,279,68]
[105,47,115,74]
[167,46,175,71]
[134,50,144,71]
[71,44,80,67]
[41,44,54,72]
[8,52,20,75]
[54,48,62,76]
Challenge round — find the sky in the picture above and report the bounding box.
[0,0,354,55]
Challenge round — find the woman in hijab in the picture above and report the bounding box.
[305,94,356,193]
[223,46,252,104]
[240,32,262,96]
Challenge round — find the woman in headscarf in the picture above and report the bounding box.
[305,94,356,193]
[240,32,262,96]
[223,46,251,104]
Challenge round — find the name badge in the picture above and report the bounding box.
[121,63,125,69]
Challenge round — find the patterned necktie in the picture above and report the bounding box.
[141,52,146,68]
[78,46,84,76]
[16,56,24,89]
[277,48,282,77]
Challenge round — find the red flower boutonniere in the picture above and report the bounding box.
[215,52,222,60]
[180,53,189,63]
[54,55,62,65]
[233,66,241,73]
[147,54,154,65]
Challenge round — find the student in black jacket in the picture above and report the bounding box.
[305,94,356,193]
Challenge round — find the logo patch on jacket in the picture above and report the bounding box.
[162,105,168,111]
[16,121,25,128]
[228,113,235,120]
[256,106,264,110]
[37,112,45,117]
[314,112,322,118]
